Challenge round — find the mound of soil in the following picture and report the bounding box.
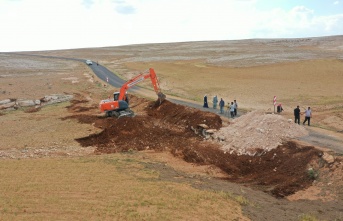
[146,100,222,130]
[76,100,222,154]
[182,141,321,197]
[68,95,322,197]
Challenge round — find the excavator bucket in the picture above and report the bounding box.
[157,92,166,105]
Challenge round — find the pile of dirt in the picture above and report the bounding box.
[146,100,222,130]
[214,111,308,155]
[75,100,222,154]
[182,141,322,197]
[68,95,322,197]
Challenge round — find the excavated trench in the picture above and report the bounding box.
[65,95,322,198]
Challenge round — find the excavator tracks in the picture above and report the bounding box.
[106,109,134,118]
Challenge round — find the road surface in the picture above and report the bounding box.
[8,53,343,154]
[80,59,343,154]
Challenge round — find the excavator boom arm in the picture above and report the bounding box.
[118,68,162,100]
[99,68,166,115]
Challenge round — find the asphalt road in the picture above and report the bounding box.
[76,59,343,154]
[10,53,225,115]
[7,53,343,154]
[87,62,141,94]
[80,60,343,154]
[299,128,343,154]
[81,59,225,116]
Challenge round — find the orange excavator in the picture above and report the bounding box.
[99,68,166,118]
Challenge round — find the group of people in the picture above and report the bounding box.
[277,104,313,126]
[203,95,238,118]
[204,95,313,125]
[294,106,312,126]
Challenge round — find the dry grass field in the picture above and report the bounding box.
[1,36,343,220]
[0,54,249,220]
[26,36,343,131]
[0,154,247,220]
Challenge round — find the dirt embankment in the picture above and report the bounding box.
[63,95,325,198]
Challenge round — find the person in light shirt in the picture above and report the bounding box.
[212,95,218,109]
[230,102,235,118]
[303,107,312,126]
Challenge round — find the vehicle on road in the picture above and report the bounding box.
[86,60,93,65]
[99,68,166,118]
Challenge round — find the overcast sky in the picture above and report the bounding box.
[1,0,343,52]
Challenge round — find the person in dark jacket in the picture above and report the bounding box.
[294,105,301,124]
[277,104,283,113]
[203,95,209,108]
[219,98,225,114]
[233,99,238,116]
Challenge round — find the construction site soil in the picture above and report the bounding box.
[64,95,323,198]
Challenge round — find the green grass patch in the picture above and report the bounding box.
[307,168,319,180]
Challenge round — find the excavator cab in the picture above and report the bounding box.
[113,92,129,111]
[113,92,120,101]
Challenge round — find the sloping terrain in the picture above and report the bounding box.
[21,36,343,132]
[1,37,343,220]
[66,95,323,198]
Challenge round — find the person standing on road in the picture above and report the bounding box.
[212,95,218,109]
[219,98,225,114]
[233,99,238,116]
[203,95,209,108]
[226,102,230,116]
[303,107,312,126]
[294,105,301,124]
[230,102,235,118]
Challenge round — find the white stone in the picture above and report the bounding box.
[322,152,335,164]
[0,99,11,105]
[0,102,16,110]
[17,100,35,107]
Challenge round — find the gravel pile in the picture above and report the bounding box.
[213,111,308,155]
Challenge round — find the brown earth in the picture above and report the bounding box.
[66,93,343,220]
[1,37,343,220]
[67,95,322,198]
